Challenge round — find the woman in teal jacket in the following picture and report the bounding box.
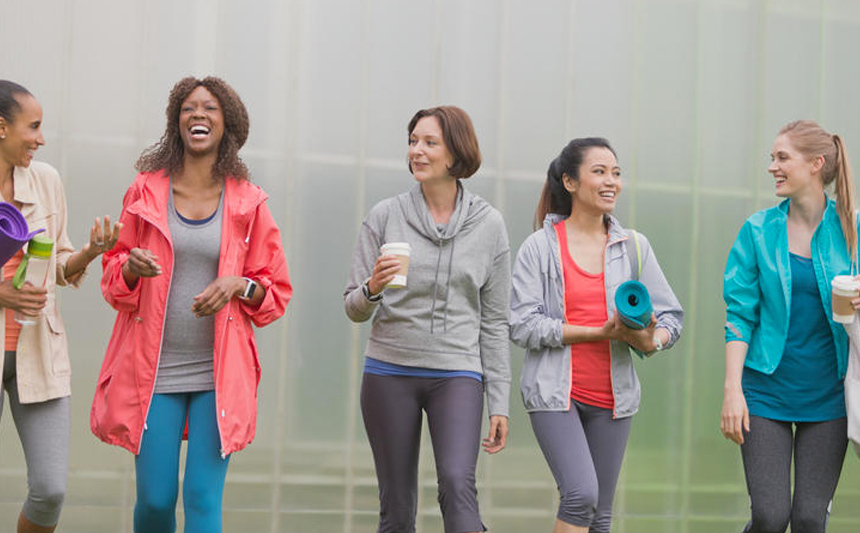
[721,120,855,533]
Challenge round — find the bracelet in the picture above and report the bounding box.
[362,282,382,302]
[652,334,665,352]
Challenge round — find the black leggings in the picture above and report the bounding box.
[740,415,847,533]
[360,372,485,533]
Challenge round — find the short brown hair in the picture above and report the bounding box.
[407,106,481,179]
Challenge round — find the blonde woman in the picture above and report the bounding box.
[722,120,855,533]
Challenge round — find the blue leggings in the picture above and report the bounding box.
[134,391,230,533]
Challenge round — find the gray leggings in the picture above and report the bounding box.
[361,373,485,533]
[740,415,847,533]
[529,401,632,533]
[0,350,69,527]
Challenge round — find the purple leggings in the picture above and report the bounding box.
[361,373,485,533]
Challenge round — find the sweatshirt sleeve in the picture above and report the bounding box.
[509,233,565,350]
[479,215,512,418]
[636,232,684,349]
[343,209,385,322]
[723,220,760,343]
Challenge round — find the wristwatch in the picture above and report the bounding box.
[362,281,382,302]
[239,277,258,300]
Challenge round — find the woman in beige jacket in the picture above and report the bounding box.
[0,80,120,533]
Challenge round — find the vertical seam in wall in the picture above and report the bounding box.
[272,1,302,531]
[680,1,706,531]
[628,0,643,229]
[752,0,768,209]
[344,1,373,531]
[817,0,826,121]
[564,0,577,140]
[59,0,76,186]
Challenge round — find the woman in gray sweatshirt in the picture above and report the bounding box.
[344,106,511,533]
[510,137,683,533]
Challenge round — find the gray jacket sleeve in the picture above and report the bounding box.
[636,233,684,349]
[479,219,512,418]
[343,218,384,322]
[509,233,565,351]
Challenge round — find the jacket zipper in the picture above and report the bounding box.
[606,235,626,419]
[552,226,572,412]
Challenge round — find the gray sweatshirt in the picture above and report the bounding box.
[344,182,512,417]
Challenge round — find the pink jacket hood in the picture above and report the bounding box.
[91,171,291,455]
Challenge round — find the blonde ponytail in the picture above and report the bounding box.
[833,135,857,262]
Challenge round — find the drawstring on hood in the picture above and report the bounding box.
[398,182,491,333]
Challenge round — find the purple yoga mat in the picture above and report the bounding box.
[0,202,44,267]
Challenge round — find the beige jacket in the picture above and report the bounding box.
[1,161,82,403]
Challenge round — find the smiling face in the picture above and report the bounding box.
[0,94,44,169]
[408,116,455,184]
[564,146,621,215]
[178,85,224,157]
[768,133,824,198]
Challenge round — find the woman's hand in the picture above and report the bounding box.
[602,314,658,352]
[366,254,401,296]
[81,216,123,259]
[123,248,162,278]
[121,248,162,288]
[720,386,749,445]
[482,415,509,454]
[191,276,245,317]
[0,279,47,316]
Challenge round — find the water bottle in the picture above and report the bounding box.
[12,235,54,326]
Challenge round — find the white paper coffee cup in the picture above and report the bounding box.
[831,275,860,324]
[381,242,411,289]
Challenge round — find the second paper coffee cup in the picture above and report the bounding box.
[381,242,411,289]
[831,275,860,324]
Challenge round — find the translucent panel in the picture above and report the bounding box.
[1,0,860,531]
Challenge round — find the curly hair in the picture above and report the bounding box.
[136,76,250,181]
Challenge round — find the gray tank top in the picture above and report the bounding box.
[153,185,223,394]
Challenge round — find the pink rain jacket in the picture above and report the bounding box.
[90,171,291,455]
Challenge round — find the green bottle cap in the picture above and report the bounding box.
[27,235,54,258]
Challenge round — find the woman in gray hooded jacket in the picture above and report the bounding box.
[510,137,683,533]
[344,106,511,533]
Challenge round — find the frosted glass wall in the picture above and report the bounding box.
[1,1,859,532]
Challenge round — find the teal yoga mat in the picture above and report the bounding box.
[614,280,652,330]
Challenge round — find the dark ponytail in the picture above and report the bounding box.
[0,80,32,123]
[534,137,616,230]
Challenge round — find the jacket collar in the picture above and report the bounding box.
[126,171,267,227]
[12,166,38,204]
[541,212,628,243]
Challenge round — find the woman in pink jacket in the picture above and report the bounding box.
[90,76,291,533]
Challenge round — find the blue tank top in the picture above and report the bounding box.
[743,253,845,421]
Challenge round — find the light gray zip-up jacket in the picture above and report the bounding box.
[344,182,512,417]
[510,213,683,418]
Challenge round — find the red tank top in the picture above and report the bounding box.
[555,221,614,409]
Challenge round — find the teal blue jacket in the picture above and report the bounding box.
[724,198,854,377]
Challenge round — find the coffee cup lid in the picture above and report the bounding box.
[832,275,860,290]
[381,242,411,254]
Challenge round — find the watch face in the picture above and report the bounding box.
[243,279,256,299]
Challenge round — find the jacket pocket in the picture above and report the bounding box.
[45,311,70,376]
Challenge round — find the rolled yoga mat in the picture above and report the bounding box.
[0,202,45,267]
[614,280,653,330]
